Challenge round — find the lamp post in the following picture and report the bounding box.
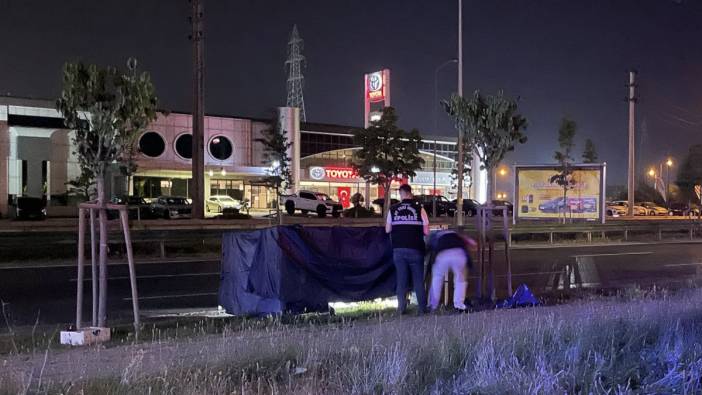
[648,168,656,188]
[666,158,673,208]
[432,59,457,218]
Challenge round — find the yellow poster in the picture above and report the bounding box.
[516,167,602,220]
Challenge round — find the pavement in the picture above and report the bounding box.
[2,239,702,327]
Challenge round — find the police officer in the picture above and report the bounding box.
[427,230,475,312]
[385,184,429,314]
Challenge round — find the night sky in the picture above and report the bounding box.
[1,0,701,184]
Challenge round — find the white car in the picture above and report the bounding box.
[612,200,647,216]
[206,195,241,213]
[606,201,627,217]
[283,190,343,218]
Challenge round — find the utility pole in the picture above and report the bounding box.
[190,0,205,219]
[455,0,465,225]
[433,140,437,218]
[626,70,637,217]
[285,25,307,122]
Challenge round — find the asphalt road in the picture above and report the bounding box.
[2,240,702,327]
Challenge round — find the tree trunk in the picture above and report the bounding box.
[382,180,392,218]
[486,167,494,207]
[96,176,108,327]
[277,186,283,225]
[562,187,568,224]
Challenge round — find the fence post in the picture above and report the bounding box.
[624,228,628,241]
[549,231,554,244]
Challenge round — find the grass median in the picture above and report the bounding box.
[3,288,702,394]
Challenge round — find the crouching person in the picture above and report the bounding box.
[386,184,429,315]
[427,230,475,312]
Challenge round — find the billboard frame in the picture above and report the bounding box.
[513,163,607,224]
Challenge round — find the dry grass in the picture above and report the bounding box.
[3,290,702,394]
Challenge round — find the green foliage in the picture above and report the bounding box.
[676,144,702,202]
[443,90,527,200]
[255,115,292,194]
[582,138,598,163]
[56,59,158,181]
[352,107,424,210]
[65,168,95,201]
[550,118,577,190]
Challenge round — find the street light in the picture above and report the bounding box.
[648,168,656,188]
[432,59,458,218]
[665,158,673,207]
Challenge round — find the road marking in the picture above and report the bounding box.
[664,263,702,267]
[124,292,218,301]
[570,252,653,258]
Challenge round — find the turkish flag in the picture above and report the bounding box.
[337,187,351,208]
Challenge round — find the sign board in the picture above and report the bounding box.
[412,171,453,186]
[306,166,359,181]
[364,69,391,127]
[514,164,606,222]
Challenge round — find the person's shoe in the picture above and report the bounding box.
[452,307,468,314]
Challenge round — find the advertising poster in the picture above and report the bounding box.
[515,165,605,221]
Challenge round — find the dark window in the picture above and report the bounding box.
[139,132,166,157]
[300,192,316,200]
[209,136,233,160]
[175,134,192,159]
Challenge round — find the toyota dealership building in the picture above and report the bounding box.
[0,96,461,216]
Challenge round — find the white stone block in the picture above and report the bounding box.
[60,327,111,346]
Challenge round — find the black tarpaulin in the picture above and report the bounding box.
[219,225,395,316]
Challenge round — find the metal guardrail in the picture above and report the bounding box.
[1,217,701,261]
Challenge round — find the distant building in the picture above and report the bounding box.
[0,96,460,217]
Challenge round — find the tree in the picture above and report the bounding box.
[550,118,577,223]
[449,133,472,193]
[56,59,158,327]
[352,107,424,215]
[255,113,292,224]
[65,166,95,202]
[676,144,702,203]
[582,138,598,163]
[443,90,527,207]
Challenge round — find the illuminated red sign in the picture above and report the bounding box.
[325,167,357,179]
[366,71,385,102]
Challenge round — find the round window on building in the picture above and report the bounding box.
[209,135,233,161]
[138,131,166,158]
[174,133,193,160]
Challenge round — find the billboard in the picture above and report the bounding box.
[364,69,391,127]
[515,164,606,222]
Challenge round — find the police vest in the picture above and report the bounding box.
[389,199,425,252]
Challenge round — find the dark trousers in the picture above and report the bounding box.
[393,248,427,314]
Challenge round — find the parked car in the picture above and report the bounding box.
[13,197,46,220]
[451,198,481,217]
[491,200,514,216]
[371,198,399,214]
[108,195,151,220]
[206,195,241,214]
[416,195,456,217]
[150,196,192,219]
[639,201,668,216]
[669,202,701,217]
[612,200,647,216]
[606,201,627,217]
[283,190,342,218]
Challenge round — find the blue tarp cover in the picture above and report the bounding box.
[219,225,396,315]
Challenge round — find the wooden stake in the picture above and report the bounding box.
[76,208,85,329]
[89,208,97,327]
[119,208,141,335]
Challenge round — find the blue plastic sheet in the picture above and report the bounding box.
[219,225,396,316]
[498,284,539,308]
